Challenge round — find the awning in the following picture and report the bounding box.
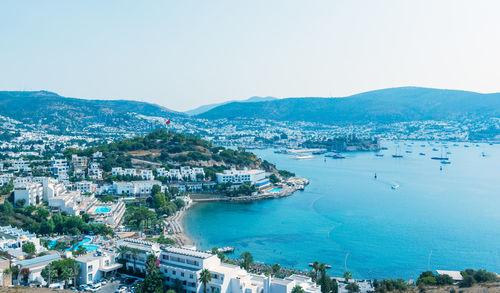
[100,263,122,272]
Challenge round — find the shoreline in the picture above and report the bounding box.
[165,203,196,247]
[190,177,309,203]
[169,177,308,249]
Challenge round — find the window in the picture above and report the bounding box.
[181,272,184,277]
[189,274,194,279]
[88,274,93,281]
[87,265,93,271]
[172,270,176,275]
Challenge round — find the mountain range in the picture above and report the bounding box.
[1,87,500,132]
[197,87,500,124]
[185,96,276,116]
[0,91,182,132]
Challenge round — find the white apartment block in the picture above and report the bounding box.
[72,154,88,170]
[14,182,43,206]
[0,173,13,185]
[75,181,97,194]
[156,167,205,181]
[8,159,30,172]
[88,163,102,180]
[216,168,266,185]
[76,250,122,284]
[113,180,162,196]
[112,168,154,180]
[117,239,321,293]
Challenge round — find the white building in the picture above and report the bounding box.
[117,239,321,293]
[113,180,162,196]
[0,226,42,252]
[75,181,97,194]
[216,168,267,185]
[14,182,43,206]
[88,163,102,180]
[76,250,122,284]
[0,173,13,185]
[156,167,205,181]
[14,253,61,285]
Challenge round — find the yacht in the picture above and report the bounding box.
[391,184,400,190]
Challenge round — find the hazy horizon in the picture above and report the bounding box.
[2,0,500,111]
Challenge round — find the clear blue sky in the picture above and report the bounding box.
[1,0,500,111]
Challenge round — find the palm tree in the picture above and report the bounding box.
[312,261,320,281]
[130,248,141,273]
[344,271,352,281]
[239,251,253,270]
[117,245,130,260]
[291,285,305,293]
[73,263,80,288]
[272,264,281,277]
[198,269,212,293]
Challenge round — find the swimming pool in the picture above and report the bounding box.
[47,237,99,252]
[94,206,111,213]
[269,188,281,193]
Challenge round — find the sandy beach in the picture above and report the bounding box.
[164,203,195,247]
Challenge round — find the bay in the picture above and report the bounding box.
[184,142,500,280]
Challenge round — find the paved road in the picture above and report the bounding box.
[100,280,122,293]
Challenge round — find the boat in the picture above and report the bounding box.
[374,173,377,179]
[441,160,451,164]
[431,147,449,160]
[309,263,331,269]
[482,152,486,157]
[392,146,403,158]
[294,155,315,160]
[312,150,327,155]
[419,153,425,156]
[405,150,412,153]
[432,148,439,151]
[391,184,400,190]
[326,153,346,159]
[375,154,384,157]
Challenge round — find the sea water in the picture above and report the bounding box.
[184,142,500,280]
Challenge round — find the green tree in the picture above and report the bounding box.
[152,192,167,209]
[291,285,305,293]
[272,264,281,277]
[137,254,164,293]
[151,184,162,196]
[239,251,253,270]
[312,261,320,281]
[459,275,475,288]
[345,283,360,293]
[199,269,212,293]
[130,248,141,273]
[22,242,36,255]
[344,271,352,281]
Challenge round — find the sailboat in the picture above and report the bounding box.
[431,146,448,160]
[392,146,403,158]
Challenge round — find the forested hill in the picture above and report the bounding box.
[197,87,500,124]
[0,91,183,132]
[65,129,277,178]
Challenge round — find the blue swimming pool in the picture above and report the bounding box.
[269,188,281,193]
[47,237,99,252]
[94,206,111,213]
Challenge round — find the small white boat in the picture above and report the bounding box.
[391,184,400,190]
[294,155,315,160]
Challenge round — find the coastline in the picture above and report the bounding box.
[165,203,195,247]
[169,177,308,249]
[190,177,309,203]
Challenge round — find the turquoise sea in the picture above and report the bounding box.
[184,142,500,280]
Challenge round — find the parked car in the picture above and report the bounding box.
[79,284,89,291]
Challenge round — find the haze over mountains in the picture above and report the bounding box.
[0,90,182,132]
[1,87,500,133]
[197,87,500,124]
[185,96,276,116]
